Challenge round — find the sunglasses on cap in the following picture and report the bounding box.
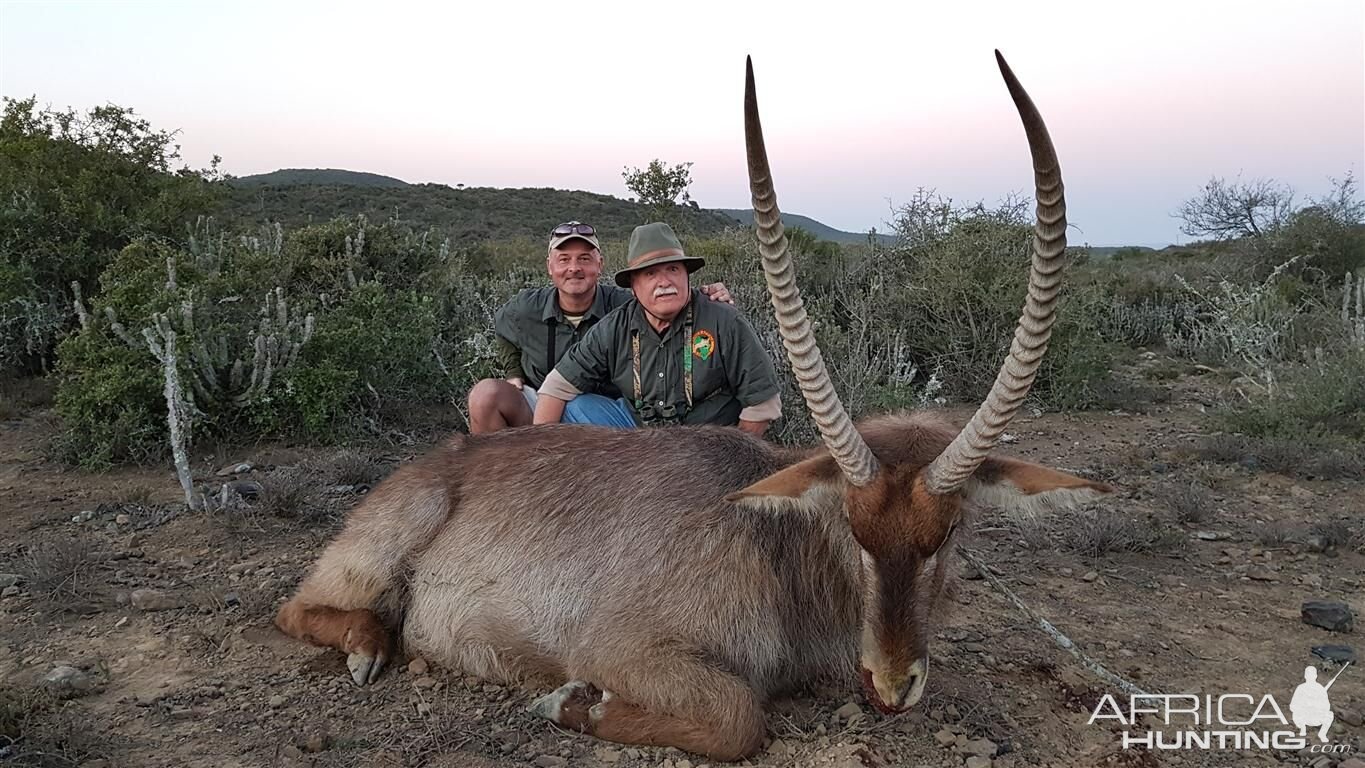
[552,222,596,237]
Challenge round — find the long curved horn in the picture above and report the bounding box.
[923,50,1069,496]
[745,57,879,487]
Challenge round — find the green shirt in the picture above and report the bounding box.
[553,289,781,427]
[492,284,633,390]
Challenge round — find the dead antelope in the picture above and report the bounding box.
[276,51,1112,761]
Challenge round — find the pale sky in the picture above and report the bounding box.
[2,0,1362,247]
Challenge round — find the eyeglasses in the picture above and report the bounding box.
[552,222,596,237]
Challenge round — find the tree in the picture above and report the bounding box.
[622,159,694,222]
[0,96,222,372]
[1176,175,1295,241]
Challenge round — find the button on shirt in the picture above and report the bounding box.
[552,289,781,426]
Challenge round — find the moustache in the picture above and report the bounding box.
[653,286,679,298]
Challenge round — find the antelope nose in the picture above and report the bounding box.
[894,659,929,710]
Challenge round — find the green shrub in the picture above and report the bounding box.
[52,219,474,466]
[1218,348,1365,444]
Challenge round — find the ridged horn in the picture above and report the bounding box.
[745,56,879,487]
[923,50,1069,496]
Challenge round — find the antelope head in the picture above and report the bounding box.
[731,53,1113,713]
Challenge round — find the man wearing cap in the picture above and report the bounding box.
[467,221,733,433]
[532,222,782,434]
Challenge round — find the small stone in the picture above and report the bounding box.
[1311,645,1357,664]
[676,760,694,768]
[767,738,793,755]
[595,747,623,763]
[223,592,240,607]
[414,675,437,689]
[1246,566,1277,582]
[114,616,128,628]
[115,513,131,525]
[959,738,998,757]
[1194,531,1230,541]
[1337,758,1365,768]
[408,658,429,676]
[130,589,179,611]
[416,701,432,715]
[42,665,94,698]
[1,586,18,598]
[281,744,303,760]
[965,757,993,768]
[533,757,568,768]
[834,702,864,720]
[1082,571,1098,582]
[268,694,286,708]
[1059,568,1073,577]
[1304,534,1332,553]
[1337,708,1363,727]
[0,574,21,589]
[1302,600,1355,633]
[934,728,957,746]
[1289,485,1314,500]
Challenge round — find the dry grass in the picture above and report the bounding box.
[0,687,108,767]
[21,538,103,614]
[315,449,389,488]
[1155,479,1215,524]
[1014,508,1186,560]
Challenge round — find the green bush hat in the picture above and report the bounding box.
[612,222,705,288]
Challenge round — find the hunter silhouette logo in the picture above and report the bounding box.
[1088,661,1354,753]
[1292,663,1347,743]
[691,330,716,361]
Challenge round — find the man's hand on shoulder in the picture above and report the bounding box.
[699,282,734,306]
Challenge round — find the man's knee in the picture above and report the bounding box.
[468,378,530,434]
[468,378,506,413]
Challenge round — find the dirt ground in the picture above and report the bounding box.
[2,359,1362,768]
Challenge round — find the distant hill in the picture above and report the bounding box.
[231,168,410,188]
[714,209,895,245]
[216,178,738,243]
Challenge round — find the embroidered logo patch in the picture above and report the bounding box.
[691,330,716,361]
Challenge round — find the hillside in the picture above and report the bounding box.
[216,182,739,243]
[230,168,410,188]
[714,208,895,245]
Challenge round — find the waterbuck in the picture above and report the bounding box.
[276,51,1112,760]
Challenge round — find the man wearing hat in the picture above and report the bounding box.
[533,222,782,434]
[467,221,734,433]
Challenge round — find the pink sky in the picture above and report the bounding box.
[3,0,1361,246]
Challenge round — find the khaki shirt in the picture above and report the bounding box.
[492,284,633,390]
[552,289,781,426]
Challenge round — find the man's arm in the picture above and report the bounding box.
[531,319,614,424]
[494,335,526,387]
[492,297,528,385]
[532,370,581,424]
[724,312,782,435]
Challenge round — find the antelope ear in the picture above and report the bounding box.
[726,453,841,506]
[966,455,1114,514]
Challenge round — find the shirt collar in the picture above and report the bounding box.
[630,290,696,341]
[543,283,611,323]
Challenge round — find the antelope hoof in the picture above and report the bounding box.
[346,651,386,686]
[529,680,603,728]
